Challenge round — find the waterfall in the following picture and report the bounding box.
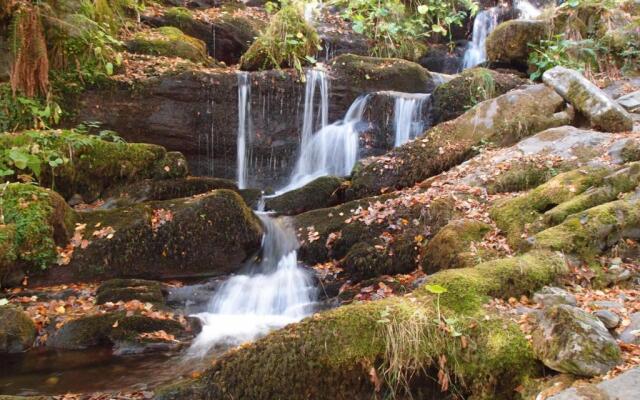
[392,93,430,147]
[462,7,500,69]
[189,214,316,355]
[237,71,251,189]
[300,69,329,150]
[277,95,369,194]
[515,0,541,19]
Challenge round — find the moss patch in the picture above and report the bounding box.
[127,27,211,64]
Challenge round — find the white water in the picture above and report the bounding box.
[462,7,500,69]
[515,0,541,19]
[189,214,316,356]
[277,95,369,194]
[392,93,430,147]
[236,72,251,189]
[300,69,329,150]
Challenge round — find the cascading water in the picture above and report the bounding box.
[392,93,430,147]
[236,71,251,189]
[277,95,369,193]
[462,7,500,69]
[515,0,541,19]
[189,214,316,356]
[300,69,329,149]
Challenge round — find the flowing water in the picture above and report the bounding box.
[462,7,500,69]
[188,214,317,356]
[237,71,251,189]
[300,69,330,150]
[392,93,431,147]
[515,0,541,19]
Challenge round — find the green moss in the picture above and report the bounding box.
[0,305,37,353]
[490,167,611,248]
[127,27,211,64]
[487,160,575,194]
[486,20,549,66]
[96,278,165,305]
[164,7,193,27]
[239,5,319,73]
[264,176,343,215]
[621,140,640,163]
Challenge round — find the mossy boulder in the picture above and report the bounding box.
[126,27,212,64]
[0,305,36,353]
[431,68,528,124]
[0,130,189,202]
[0,183,75,287]
[486,20,549,68]
[35,190,262,285]
[48,311,185,350]
[350,84,572,199]
[239,5,319,71]
[264,176,343,215]
[531,304,621,376]
[421,219,493,274]
[95,279,167,305]
[543,66,633,133]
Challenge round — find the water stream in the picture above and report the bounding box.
[392,93,431,147]
[462,7,500,69]
[237,71,251,189]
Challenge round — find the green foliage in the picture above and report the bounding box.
[467,69,495,106]
[334,0,477,59]
[239,4,320,75]
[528,35,597,80]
[0,83,62,132]
[164,6,193,28]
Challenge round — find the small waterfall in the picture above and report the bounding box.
[237,71,251,189]
[515,0,541,19]
[462,7,500,69]
[189,214,316,355]
[392,93,430,147]
[300,69,329,150]
[277,95,369,193]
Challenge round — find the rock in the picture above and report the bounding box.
[126,27,213,64]
[617,91,640,113]
[594,310,620,329]
[350,84,572,198]
[33,190,263,285]
[532,286,577,307]
[486,20,548,68]
[95,279,167,305]
[531,304,621,376]
[421,219,493,274]
[548,366,640,400]
[603,264,633,285]
[592,300,626,310]
[0,305,36,353]
[418,44,464,74]
[430,67,528,124]
[264,176,343,215]
[543,66,633,133]
[0,29,10,83]
[620,312,640,345]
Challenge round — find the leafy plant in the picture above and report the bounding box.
[0,83,62,132]
[424,283,447,322]
[528,35,594,80]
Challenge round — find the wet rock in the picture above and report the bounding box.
[531,304,621,376]
[543,66,633,133]
[486,20,548,68]
[421,219,493,274]
[264,176,343,215]
[594,310,620,329]
[418,44,464,74]
[0,305,36,353]
[430,67,528,124]
[533,286,577,307]
[96,279,167,305]
[617,91,640,113]
[126,27,213,64]
[548,366,640,400]
[620,312,640,345]
[34,190,263,285]
[350,84,572,198]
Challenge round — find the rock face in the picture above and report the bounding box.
[547,366,640,400]
[96,279,167,305]
[617,91,640,113]
[531,304,621,376]
[0,305,36,353]
[264,176,343,215]
[34,190,263,285]
[620,312,640,344]
[543,66,633,132]
[350,84,572,198]
[533,286,577,307]
[486,20,548,67]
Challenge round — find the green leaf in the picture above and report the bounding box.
[417,5,429,14]
[105,62,114,76]
[9,148,30,170]
[425,284,448,295]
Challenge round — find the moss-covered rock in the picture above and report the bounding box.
[0,130,189,202]
[350,84,573,199]
[430,68,528,124]
[421,219,493,274]
[126,27,212,64]
[490,167,611,249]
[0,305,36,353]
[264,176,343,215]
[486,20,549,68]
[0,183,75,286]
[531,304,621,376]
[486,159,572,194]
[36,190,263,284]
[95,279,167,305]
[239,5,319,71]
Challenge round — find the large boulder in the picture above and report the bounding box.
[486,20,548,68]
[543,66,634,133]
[430,68,528,124]
[547,367,640,400]
[350,84,573,199]
[0,305,36,353]
[531,304,621,376]
[34,190,263,285]
[264,176,343,215]
[126,27,213,64]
